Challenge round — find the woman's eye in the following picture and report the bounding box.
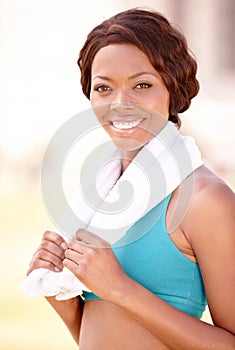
[135,82,152,89]
[94,85,111,92]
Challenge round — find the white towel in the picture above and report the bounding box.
[20,121,203,300]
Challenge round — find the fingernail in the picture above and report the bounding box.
[61,242,68,250]
[55,267,61,272]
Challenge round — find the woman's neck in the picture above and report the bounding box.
[120,149,140,173]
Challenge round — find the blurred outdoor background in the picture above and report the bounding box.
[1,0,234,349]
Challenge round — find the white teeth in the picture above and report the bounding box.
[112,119,143,130]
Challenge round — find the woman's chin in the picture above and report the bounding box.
[112,138,145,155]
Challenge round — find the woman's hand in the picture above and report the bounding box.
[27,231,68,275]
[63,229,130,301]
[27,231,84,344]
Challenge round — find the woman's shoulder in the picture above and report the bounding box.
[192,164,234,203]
[182,165,235,240]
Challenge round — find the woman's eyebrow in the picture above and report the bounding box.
[93,72,157,81]
[92,75,112,81]
[128,71,158,80]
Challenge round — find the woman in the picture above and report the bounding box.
[27,8,235,349]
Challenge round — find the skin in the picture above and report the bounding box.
[90,44,170,171]
[28,44,235,349]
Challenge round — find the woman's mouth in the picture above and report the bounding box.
[111,119,144,130]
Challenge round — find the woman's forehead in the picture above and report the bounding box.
[91,44,155,76]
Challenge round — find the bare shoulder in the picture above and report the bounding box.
[184,165,235,333]
[192,164,234,199]
[183,165,235,240]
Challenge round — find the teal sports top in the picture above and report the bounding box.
[82,194,207,318]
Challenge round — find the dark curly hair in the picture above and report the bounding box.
[77,8,199,128]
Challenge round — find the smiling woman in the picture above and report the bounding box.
[90,45,170,164]
[78,9,199,129]
[23,7,235,350]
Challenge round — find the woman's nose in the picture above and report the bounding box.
[110,101,135,112]
[110,90,135,112]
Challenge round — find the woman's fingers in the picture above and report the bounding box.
[27,254,62,275]
[65,229,110,268]
[64,247,83,265]
[27,231,68,275]
[42,230,68,250]
[27,249,64,275]
[35,249,64,270]
[40,239,66,259]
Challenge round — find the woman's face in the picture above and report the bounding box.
[90,44,170,154]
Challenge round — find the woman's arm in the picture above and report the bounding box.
[28,231,84,344]
[64,176,235,349]
[45,296,84,344]
[117,179,235,350]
